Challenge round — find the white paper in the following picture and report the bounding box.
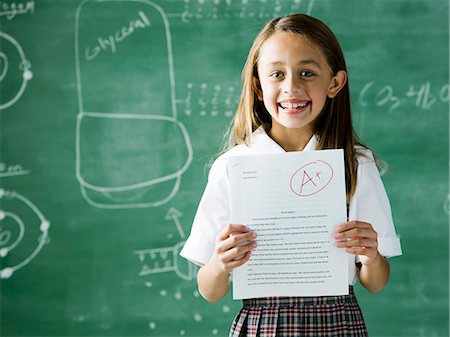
[228,150,349,300]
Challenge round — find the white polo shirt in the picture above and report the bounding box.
[180,127,402,285]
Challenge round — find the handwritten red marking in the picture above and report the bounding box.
[290,160,334,197]
[299,170,316,195]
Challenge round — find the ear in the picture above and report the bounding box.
[327,70,347,98]
[253,77,263,101]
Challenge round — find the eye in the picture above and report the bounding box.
[270,71,284,79]
[300,70,314,77]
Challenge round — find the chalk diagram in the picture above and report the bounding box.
[0,31,33,110]
[135,240,194,281]
[0,189,50,279]
[75,0,193,209]
[134,208,194,281]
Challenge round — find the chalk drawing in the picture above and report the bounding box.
[134,241,194,281]
[0,31,33,110]
[193,313,202,322]
[75,0,192,208]
[0,189,50,279]
[165,207,185,238]
[0,162,30,178]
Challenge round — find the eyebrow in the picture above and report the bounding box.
[267,59,322,68]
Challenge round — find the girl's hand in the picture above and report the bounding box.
[335,221,381,266]
[209,224,257,274]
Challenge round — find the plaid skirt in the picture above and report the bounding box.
[229,287,368,337]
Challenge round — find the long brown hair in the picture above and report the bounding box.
[224,14,365,200]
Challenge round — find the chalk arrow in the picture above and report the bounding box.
[165,208,185,238]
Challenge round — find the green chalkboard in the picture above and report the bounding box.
[0,0,448,336]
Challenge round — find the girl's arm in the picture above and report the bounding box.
[335,221,390,293]
[358,252,390,293]
[197,224,257,302]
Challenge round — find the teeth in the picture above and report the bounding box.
[280,102,308,109]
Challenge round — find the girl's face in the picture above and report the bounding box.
[255,31,346,135]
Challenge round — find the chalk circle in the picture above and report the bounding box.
[0,228,10,246]
[0,212,25,253]
[0,190,50,279]
[0,52,8,81]
[0,32,32,111]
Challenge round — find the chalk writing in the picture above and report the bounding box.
[0,0,34,20]
[0,162,30,177]
[176,0,314,23]
[179,82,238,118]
[358,81,449,113]
[85,11,151,61]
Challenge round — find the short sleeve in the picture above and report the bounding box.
[349,151,402,258]
[179,157,231,266]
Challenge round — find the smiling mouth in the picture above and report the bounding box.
[278,101,310,114]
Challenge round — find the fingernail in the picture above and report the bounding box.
[251,232,257,238]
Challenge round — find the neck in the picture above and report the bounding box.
[267,125,314,152]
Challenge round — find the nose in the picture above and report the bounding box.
[282,74,301,95]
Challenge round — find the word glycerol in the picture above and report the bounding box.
[85,10,151,61]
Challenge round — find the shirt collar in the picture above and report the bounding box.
[252,126,318,152]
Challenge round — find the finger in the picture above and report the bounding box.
[221,231,257,252]
[221,241,257,262]
[217,224,250,241]
[223,251,253,269]
[344,246,377,256]
[335,226,377,240]
[336,238,377,249]
[335,221,372,233]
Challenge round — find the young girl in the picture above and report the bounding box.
[180,14,402,336]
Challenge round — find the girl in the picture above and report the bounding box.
[180,14,402,336]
